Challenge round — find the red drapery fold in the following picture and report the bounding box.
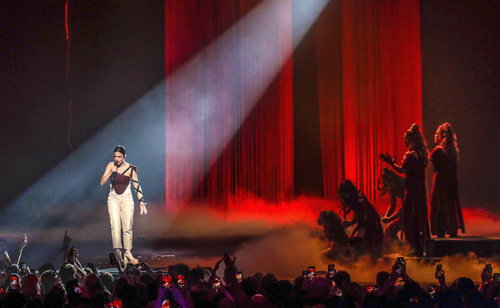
[165,0,294,207]
[317,0,422,209]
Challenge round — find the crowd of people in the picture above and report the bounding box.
[1,232,499,308]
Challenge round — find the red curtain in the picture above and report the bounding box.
[165,0,421,211]
[317,0,422,208]
[165,0,294,207]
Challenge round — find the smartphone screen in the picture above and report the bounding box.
[328,264,336,276]
[10,276,18,289]
[428,285,437,298]
[177,274,185,288]
[435,264,443,279]
[334,287,343,297]
[162,300,170,308]
[113,300,122,308]
[486,264,493,277]
[213,277,221,292]
[365,285,376,293]
[307,266,316,280]
[236,272,243,283]
[162,275,172,289]
[397,257,405,265]
[395,259,404,276]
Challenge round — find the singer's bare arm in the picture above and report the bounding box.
[100,162,117,185]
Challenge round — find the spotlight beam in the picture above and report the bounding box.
[1,0,330,264]
[164,0,330,202]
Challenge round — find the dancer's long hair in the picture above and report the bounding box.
[437,122,459,162]
[403,123,429,167]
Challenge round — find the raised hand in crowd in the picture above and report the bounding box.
[60,230,72,265]
[172,275,193,308]
[12,234,28,266]
[109,251,124,277]
[434,264,447,292]
[222,253,247,303]
[379,258,413,296]
[3,251,11,268]
[479,263,493,294]
[154,272,193,308]
[140,261,155,277]
[64,246,87,278]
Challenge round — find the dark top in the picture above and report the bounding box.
[111,165,137,195]
[350,191,384,255]
[401,151,430,242]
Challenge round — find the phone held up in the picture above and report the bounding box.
[485,264,493,279]
[428,285,437,298]
[435,264,444,279]
[177,274,185,289]
[328,264,336,276]
[10,276,19,289]
[365,285,377,294]
[162,274,172,289]
[395,257,405,277]
[307,266,316,281]
[213,277,221,292]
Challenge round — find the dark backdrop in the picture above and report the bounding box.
[0,0,165,207]
[420,0,500,211]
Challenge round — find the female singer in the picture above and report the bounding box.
[100,145,147,265]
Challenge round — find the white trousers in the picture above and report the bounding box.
[107,185,134,250]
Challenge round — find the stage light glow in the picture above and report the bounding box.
[1,0,330,265]
[164,0,330,202]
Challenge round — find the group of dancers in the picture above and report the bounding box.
[318,123,465,257]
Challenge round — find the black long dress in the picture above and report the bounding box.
[350,191,384,257]
[429,147,465,237]
[402,150,430,255]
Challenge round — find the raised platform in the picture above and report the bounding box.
[426,237,500,258]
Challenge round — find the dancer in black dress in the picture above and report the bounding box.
[337,180,384,258]
[378,168,405,245]
[429,123,465,238]
[379,124,430,256]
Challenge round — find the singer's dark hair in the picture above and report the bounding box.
[114,145,126,155]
